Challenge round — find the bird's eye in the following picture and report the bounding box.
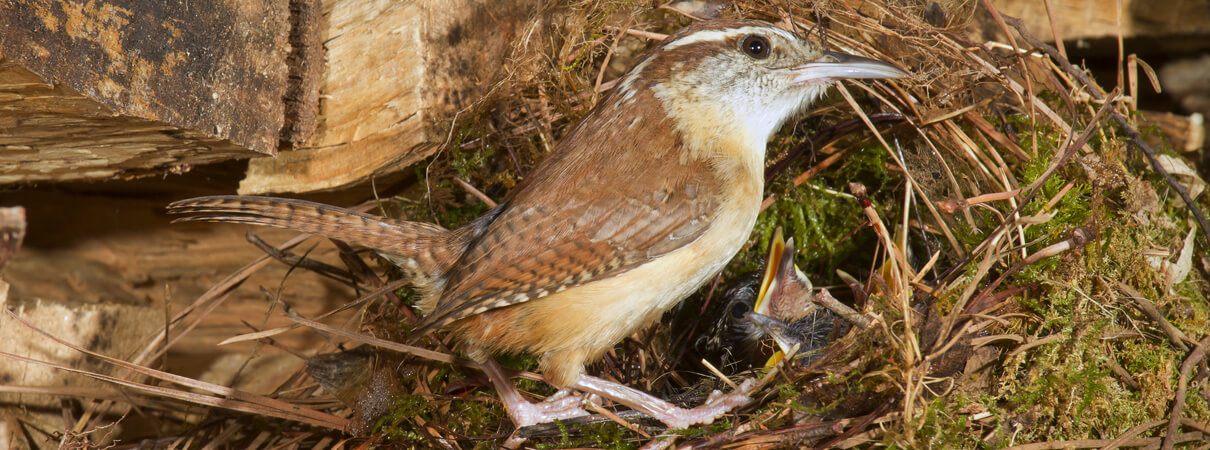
[729,302,750,319]
[741,35,770,59]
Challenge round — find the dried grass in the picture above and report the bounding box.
[5,0,1209,448]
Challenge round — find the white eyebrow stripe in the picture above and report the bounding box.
[662,26,797,50]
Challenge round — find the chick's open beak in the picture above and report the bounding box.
[791,51,908,85]
[744,228,818,368]
[752,228,786,318]
[744,312,801,357]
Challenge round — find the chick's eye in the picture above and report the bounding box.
[741,35,770,59]
[729,302,750,319]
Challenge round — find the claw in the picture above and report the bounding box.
[481,359,590,427]
[509,390,591,427]
[573,375,753,429]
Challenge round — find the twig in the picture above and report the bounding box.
[2,309,348,429]
[74,222,319,434]
[700,359,739,390]
[1180,418,1210,436]
[1106,356,1141,392]
[594,18,632,103]
[602,26,668,41]
[763,113,904,181]
[218,278,407,346]
[245,232,359,288]
[1108,279,1191,352]
[1002,432,1205,449]
[1098,420,1166,450]
[585,400,651,439]
[687,414,856,448]
[1002,15,1210,248]
[1007,334,1063,357]
[964,226,1096,315]
[815,394,900,449]
[279,303,551,385]
[937,189,1022,215]
[453,177,498,208]
[849,182,917,282]
[836,81,966,261]
[812,288,872,329]
[1163,336,1210,450]
[1040,0,1067,59]
[283,303,471,367]
[835,269,869,307]
[329,239,408,312]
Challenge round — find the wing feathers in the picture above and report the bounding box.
[417,165,720,331]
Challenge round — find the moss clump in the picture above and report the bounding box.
[916,395,982,448]
[744,140,897,287]
[536,421,637,450]
[373,394,440,444]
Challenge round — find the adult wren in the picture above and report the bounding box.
[170,19,905,429]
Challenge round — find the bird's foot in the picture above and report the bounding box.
[507,389,592,428]
[573,375,755,429]
[479,359,591,427]
[651,379,756,429]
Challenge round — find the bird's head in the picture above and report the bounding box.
[613,20,907,154]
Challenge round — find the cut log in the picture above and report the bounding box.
[0,60,254,184]
[0,0,299,184]
[239,0,550,194]
[0,178,363,386]
[2,0,550,192]
[986,0,1210,41]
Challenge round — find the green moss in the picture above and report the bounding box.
[916,395,982,448]
[775,382,800,404]
[373,394,438,444]
[998,327,1142,440]
[667,417,735,440]
[903,106,1210,445]
[1012,136,1092,250]
[535,421,637,449]
[743,140,895,291]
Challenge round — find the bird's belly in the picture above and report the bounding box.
[453,188,762,361]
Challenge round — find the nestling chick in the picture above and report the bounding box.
[169,19,905,428]
[700,228,836,371]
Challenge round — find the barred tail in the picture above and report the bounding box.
[167,195,454,279]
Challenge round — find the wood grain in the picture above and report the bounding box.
[0,0,291,154]
[240,0,551,194]
[988,0,1210,41]
[0,179,363,386]
[0,60,253,184]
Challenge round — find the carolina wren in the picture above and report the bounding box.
[170,19,905,429]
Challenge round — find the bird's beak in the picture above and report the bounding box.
[790,51,908,85]
[743,311,800,368]
[752,227,786,318]
[747,228,817,368]
[754,229,813,320]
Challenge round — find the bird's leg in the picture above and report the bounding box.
[572,374,755,429]
[480,359,591,427]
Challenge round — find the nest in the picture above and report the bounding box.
[14,0,1209,448]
